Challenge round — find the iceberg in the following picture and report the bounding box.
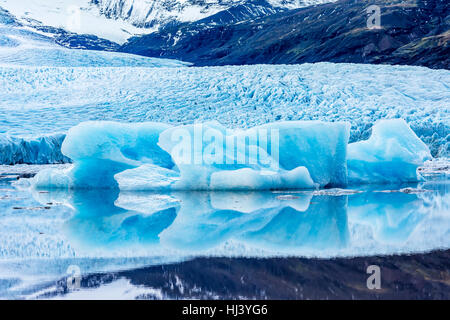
[245,121,350,187]
[347,119,432,184]
[32,119,433,190]
[34,120,351,190]
[156,121,348,190]
[34,121,174,189]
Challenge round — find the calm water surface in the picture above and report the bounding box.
[0,167,448,299]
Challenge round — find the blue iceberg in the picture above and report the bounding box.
[34,120,350,190]
[34,121,174,189]
[347,119,432,184]
[32,119,432,190]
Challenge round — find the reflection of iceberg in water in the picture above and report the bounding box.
[348,192,426,244]
[158,192,349,253]
[63,189,178,253]
[158,192,324,251]
[49,189,351,254]
[29,180,449,258]
[240,197,349,252]
[4,179,449,299]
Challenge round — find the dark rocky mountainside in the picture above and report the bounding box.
[120,0,449,69]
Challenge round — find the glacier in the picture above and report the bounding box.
[1,63,448,165]
[0,20,188,67]
[32,118,431,190]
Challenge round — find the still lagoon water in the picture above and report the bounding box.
[0,164,448,299]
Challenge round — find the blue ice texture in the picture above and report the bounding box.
[32,118,432,190]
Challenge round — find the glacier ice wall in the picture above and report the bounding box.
[32,119,431,190]
[0,133,70,165]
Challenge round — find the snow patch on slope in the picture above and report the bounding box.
[0,15,189,66]
[92,0,335,28]
[0,0,337,43]
[0,0,150,44]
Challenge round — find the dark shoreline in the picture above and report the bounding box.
[50,249,450,300]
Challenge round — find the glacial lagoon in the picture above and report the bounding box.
[0,165,448,299]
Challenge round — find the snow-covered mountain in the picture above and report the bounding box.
[0,0,154,44]
[0,0,335,44]
[91,0,334,28]
[0,6,187,67]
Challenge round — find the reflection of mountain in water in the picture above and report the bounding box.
[43,250,450,300]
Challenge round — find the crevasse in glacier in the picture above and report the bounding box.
[32,118,431,190]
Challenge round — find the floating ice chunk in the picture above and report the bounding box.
[34,121,174,189]
[347,119,432,184]
[32,119,431,190]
